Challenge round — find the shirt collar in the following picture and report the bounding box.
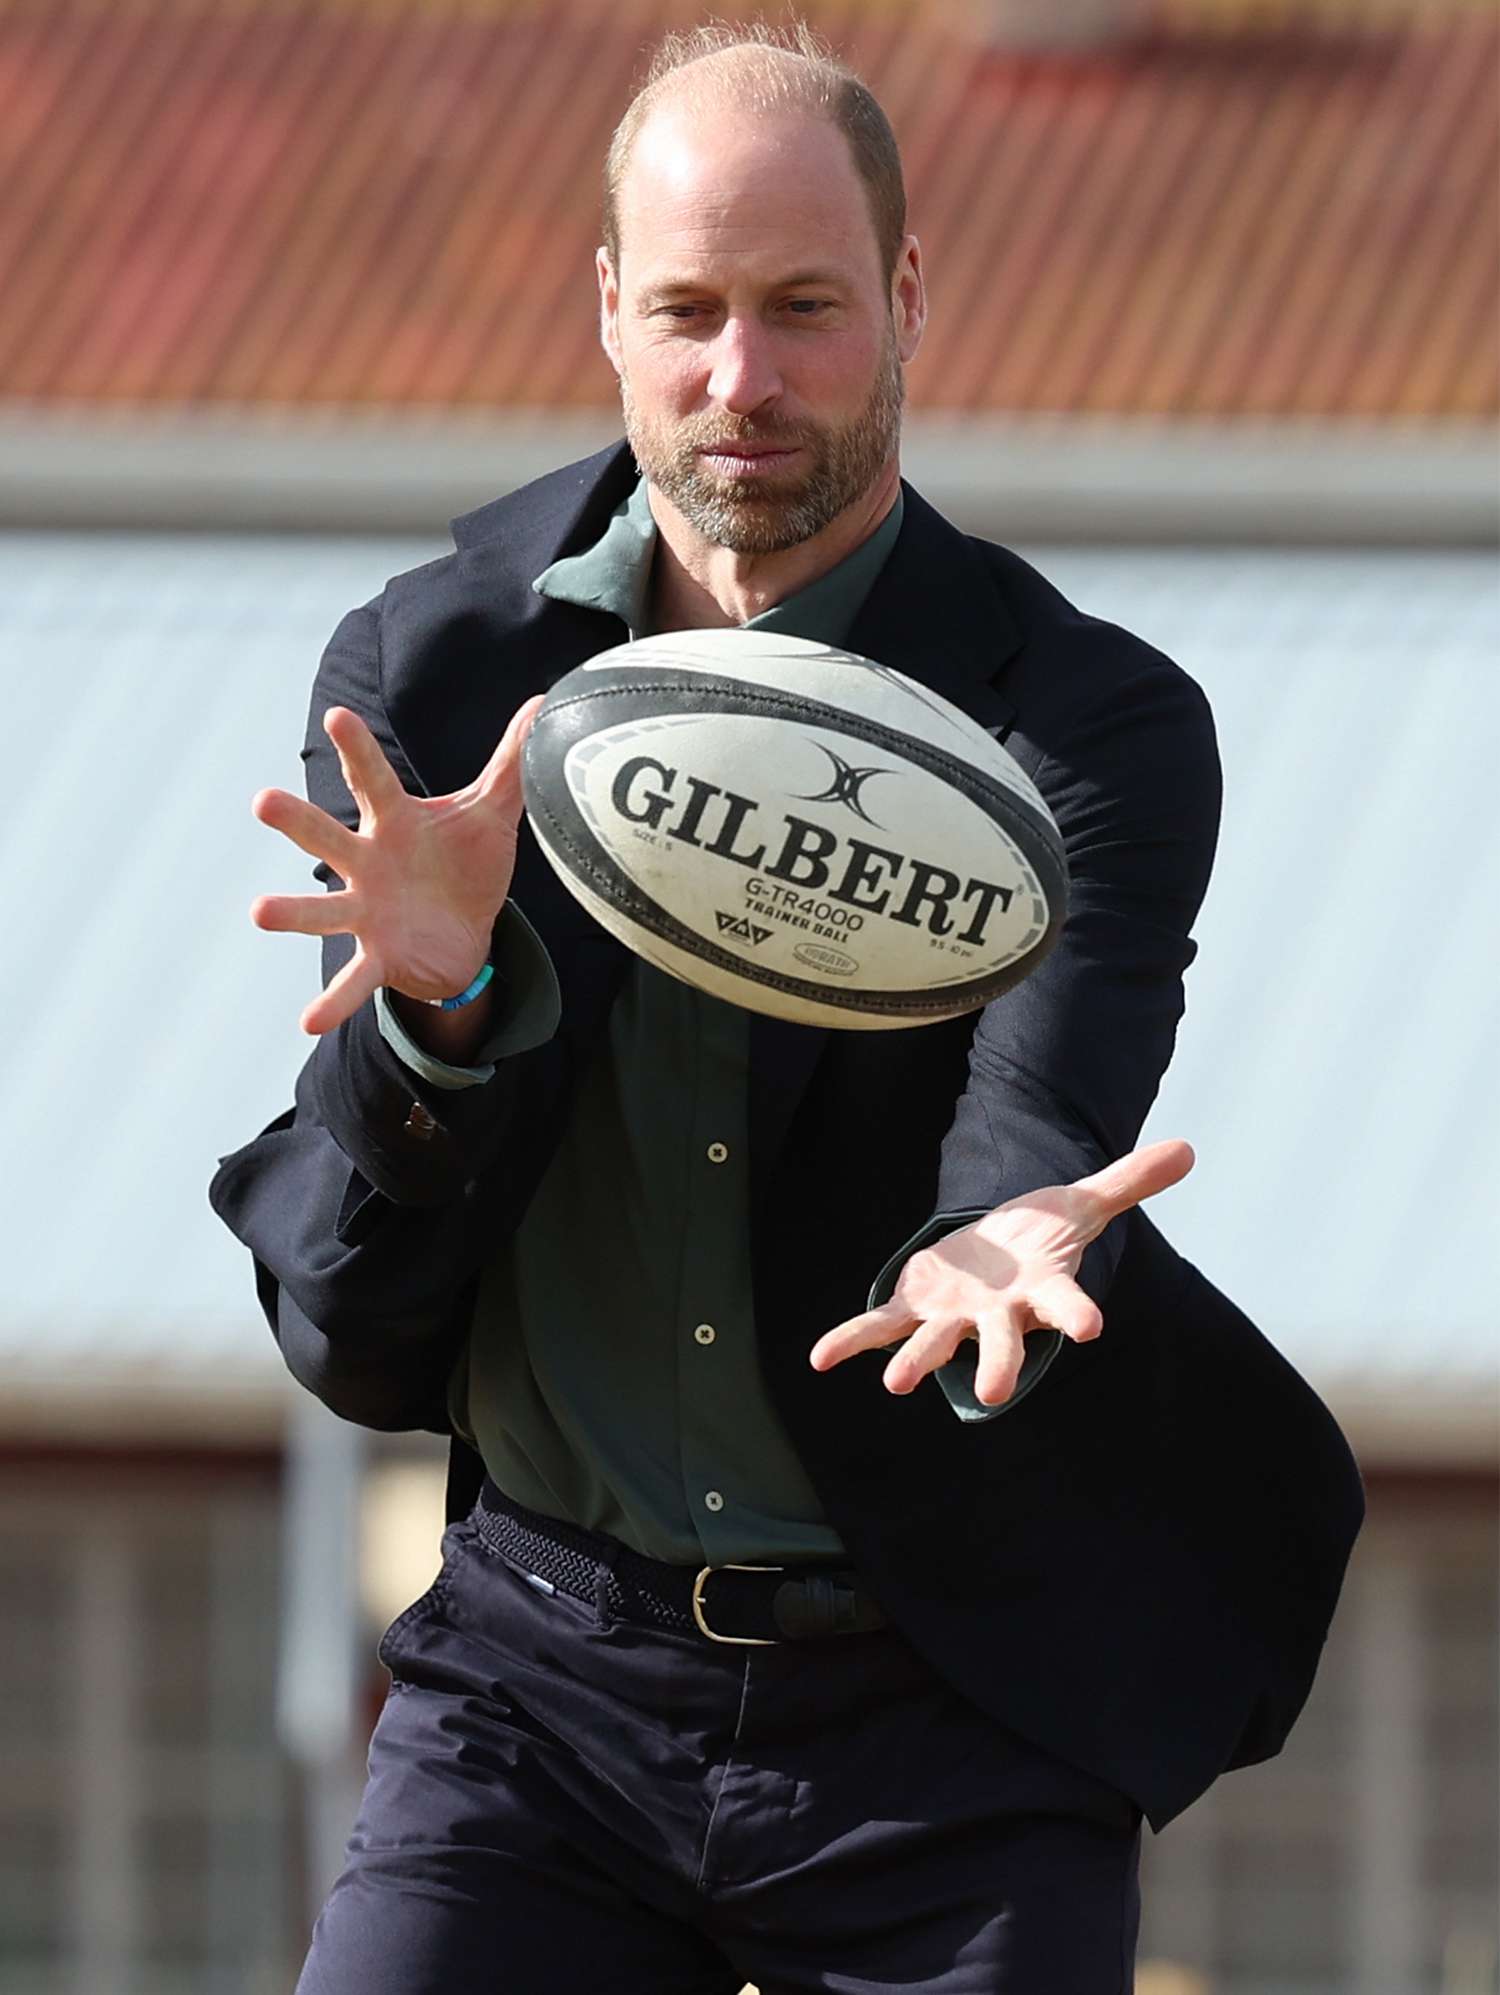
[532,476,905,649]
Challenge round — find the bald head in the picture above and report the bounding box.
[602,25,906,281]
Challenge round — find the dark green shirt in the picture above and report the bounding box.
[379,480,902,1563]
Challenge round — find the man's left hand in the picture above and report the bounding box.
[808,1139,1195,1406]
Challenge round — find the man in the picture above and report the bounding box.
[211,24,1364,1993]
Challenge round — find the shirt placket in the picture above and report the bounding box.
[671,991,752,1565]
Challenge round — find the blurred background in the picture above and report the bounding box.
[0,0,1495,1990]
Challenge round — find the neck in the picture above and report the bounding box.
[646,460,901,633]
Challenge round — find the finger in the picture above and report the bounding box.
[973,1304,1029,1406]
[809,1300,919,1372]
[1027,1272,1103,1343]
[475,694,547,812]
[1072,1138,1195,1230]
[252,787,362,875]
[323,706,408,820]
[299,948,383,1036]
[881,1315,972,1396]
[251,890,362,938]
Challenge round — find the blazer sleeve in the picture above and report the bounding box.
[208,598,554,1429]
[888,650,1223,1418]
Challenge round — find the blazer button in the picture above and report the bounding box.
[404,1101,437,1142]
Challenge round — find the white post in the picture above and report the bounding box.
[277,1396,368,1923]
[69,1524,138,1995]
[1351,1531,1423,1995]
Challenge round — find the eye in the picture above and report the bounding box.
[785,298,830,316]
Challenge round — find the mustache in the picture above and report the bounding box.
[676,417,817,452]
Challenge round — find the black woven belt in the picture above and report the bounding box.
[475,1478,887,1645]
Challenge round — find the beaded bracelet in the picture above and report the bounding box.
[422,962,495,1012]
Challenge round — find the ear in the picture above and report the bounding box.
[597,247,623,378]
[892,235,926,365]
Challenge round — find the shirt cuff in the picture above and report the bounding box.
[374,903,562,1091]
[865,1209,1066,1423]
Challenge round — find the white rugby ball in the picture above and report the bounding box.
[521,629,1066,1030]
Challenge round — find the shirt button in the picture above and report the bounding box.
[693,1324,717,1346]
[704,1490,725,1513]
[706,1141,729,1164]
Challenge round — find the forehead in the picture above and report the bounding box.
[615,99,882,287]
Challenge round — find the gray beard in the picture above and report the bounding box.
[621,339,905,556]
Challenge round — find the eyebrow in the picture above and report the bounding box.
[638,271,849,305]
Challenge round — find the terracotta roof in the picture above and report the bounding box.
[0,0,1493,417]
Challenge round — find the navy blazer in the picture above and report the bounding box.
[210,444,1363,1829]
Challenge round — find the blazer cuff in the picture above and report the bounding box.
[866,1209,1066,1424]
[374,903,562,1090]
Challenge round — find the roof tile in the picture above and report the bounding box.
[0,0,1493,416]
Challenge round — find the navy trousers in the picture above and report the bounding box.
[297,1506,1143,1994]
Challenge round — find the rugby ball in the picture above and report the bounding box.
[521,629,1066,1029]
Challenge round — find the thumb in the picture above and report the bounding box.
[473,693,546,812]
[1072,1138,1195,1228]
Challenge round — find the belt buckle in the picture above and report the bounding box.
[691,1563,782,1645]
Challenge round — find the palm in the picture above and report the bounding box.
[894,1186,1094,1324]
[810,1142,1195,1406]
[341,786,520,992]
[249,699,543,1034]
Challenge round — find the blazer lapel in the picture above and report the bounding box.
[844,482,1025,738]
[384,441,639,803]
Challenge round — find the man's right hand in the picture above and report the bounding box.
[249,697,544,1036]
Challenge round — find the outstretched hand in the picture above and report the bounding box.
[249,697,544,1035]
[809,1140,1196,1406]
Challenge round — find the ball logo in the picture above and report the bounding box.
[715,911,772,947]
[795,942,859,976]
[561,715,1045,997]
[791,742,896,829]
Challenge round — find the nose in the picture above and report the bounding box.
[706,315,782,416]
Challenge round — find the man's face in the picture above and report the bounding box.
[600,99,924,555]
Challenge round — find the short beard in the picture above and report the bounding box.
[621,336,905,556]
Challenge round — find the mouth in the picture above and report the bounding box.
[697,444,801,479]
